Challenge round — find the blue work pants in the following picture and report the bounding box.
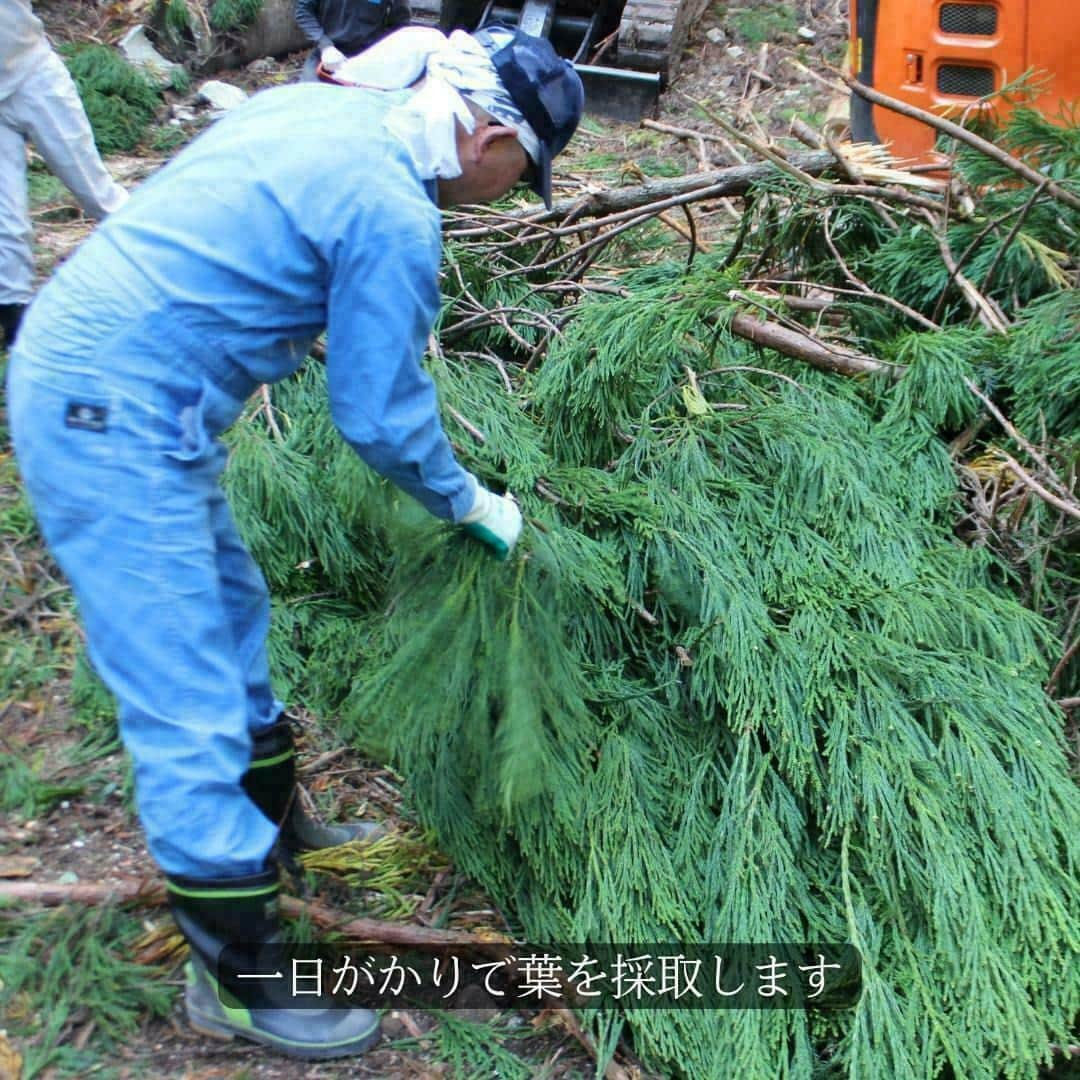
[6,345,281,878]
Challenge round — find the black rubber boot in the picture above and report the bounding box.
[166,868,380,1058]
[0,303,25,349]
[242,719,384,853]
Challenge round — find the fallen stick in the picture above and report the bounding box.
[542,1006,634,1080]
[0,878,165,906]
[963,376,1074,499]
[995,453,1080,524]
[678,90,825,190]
[925,216,1010,333]
[0,877,498,948]
[762,293,835,313]
[1049,635,1080,695]
[297,746,349,776]
[790,116,825,149]
[658,210,711,253]
[277,895,500,948]
[641,118,738,148]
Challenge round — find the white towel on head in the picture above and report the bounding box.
[335,26,540,180]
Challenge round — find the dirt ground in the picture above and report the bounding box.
[1,3,851,1078]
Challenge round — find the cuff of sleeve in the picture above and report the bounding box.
[318,36,334,52]
[451,472,480,523]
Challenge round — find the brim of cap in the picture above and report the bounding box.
[530,141,553,210]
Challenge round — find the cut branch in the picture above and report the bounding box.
[257,384,284,443]
[642,118,739,151]
[727,311,891,377]
[278,895,501,947]
[445,153,838,237]
[0,878,165,907]
[924,216,1010,333]
[821,210,941,330]
[1048,635,1080,696]
[964,377,1077,501]
[676,90,827,190]
[996,453,1080,523]
[0,877,499,948]
[843,73,1080,212]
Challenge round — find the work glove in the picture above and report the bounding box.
[320,45,346,71]
[460,483,522,561]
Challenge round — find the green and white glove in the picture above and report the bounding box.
[460,482,522,561]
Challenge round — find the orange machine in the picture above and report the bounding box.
[850,0,1080,161]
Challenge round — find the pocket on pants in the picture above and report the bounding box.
[165,385,212,463]
[162,378,240,470]
[8,363,124,523]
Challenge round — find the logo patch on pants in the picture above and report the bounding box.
[65,402,108,433]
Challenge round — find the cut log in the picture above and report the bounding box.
[230,0,311,64]
[149,0,310,72]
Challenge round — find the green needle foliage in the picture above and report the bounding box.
[999,290,1080,439]
[753,108,1080,336]
[735,105,1080,705]
[0,906,174,1078]
[420,1013,538,1080]
[209,0,263,31]
[0,753,83,816]
[60,45,161,155]
[220,110,1080,1078]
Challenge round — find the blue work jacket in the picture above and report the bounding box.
[18,83,474,521]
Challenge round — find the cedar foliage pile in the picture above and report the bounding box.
[225,106,1080,1078]
[60,44,161,154]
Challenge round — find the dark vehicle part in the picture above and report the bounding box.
[413,0,709,120]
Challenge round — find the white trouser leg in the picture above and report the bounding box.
[7,49,127,221]
[0,119,33,306]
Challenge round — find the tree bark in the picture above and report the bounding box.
[728,312,890,377]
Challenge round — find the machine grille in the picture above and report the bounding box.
[937,64,996,96]
[939,4,998,35]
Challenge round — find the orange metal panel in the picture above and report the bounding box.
[850,0,1080,162]
[1025,7,1080,121]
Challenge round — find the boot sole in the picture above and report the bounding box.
[187,1005,381,1060]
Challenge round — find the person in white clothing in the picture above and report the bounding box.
[0,0,128,347]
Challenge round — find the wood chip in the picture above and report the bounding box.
[0,855,40,878]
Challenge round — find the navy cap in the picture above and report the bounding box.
[475,28,585,209]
